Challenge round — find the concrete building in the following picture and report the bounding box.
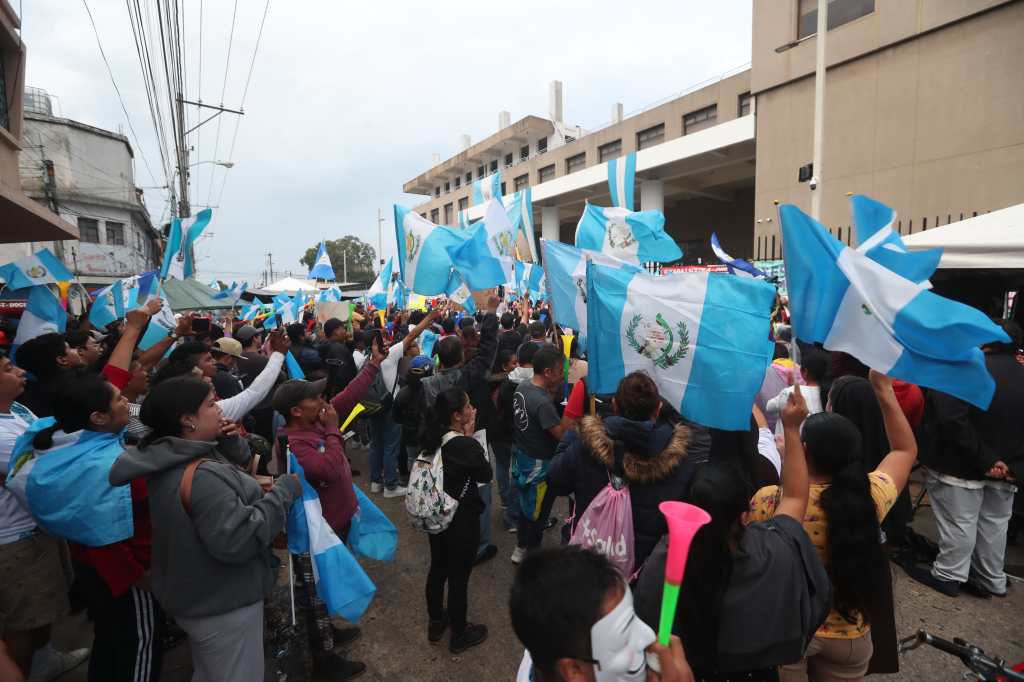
[0,1,77,244]
[402,0,1024,266]
[5,87,162,287]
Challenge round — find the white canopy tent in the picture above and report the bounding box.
[903,203,1024,269]
[263,277,318,293]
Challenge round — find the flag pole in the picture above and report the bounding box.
[285,451,297,627]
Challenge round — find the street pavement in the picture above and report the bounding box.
[53,443,1023,681]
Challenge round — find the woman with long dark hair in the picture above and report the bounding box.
[749,371,917,680]
[418,386,492,654]
[109,377,301,682]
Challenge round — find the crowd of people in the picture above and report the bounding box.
[0,286,1020,682]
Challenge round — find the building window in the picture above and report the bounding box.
[434,186,441,197]
[739,92,752,117]
[454,176,461,189]
[477,165,485,179]
[465,172,472,184]
[636,123,665,151]
[430,208,440,223]
[78,217,100,243]
[0,51,8,131]
[444,181,451,194]
[537,137,547,154]
[443,203,453,225]
[538,164,555,184]
[505,152,514,168]
[135,230,143,253]
[566,153,586,174]
[798,0,875,39]
[458,197,468,211]
[683,105,717,134]
[489,160,498,173]
[420,213,428,219]
[520,145,529,162]
[514,174,529,191]
[598,139,622,163]
[106,222,126,246]
[500,182,506,196]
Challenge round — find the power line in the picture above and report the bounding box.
[81,0,161,187]
[206,0,239,208]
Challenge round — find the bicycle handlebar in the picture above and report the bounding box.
[899,630,1024,682]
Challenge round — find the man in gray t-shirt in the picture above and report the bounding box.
[510,344,573,561]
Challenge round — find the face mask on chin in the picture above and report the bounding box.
[589,584,656,682]
[509,366,534,383]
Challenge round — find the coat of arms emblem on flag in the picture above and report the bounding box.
[626,313,689,369]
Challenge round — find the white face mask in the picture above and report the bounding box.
[509,366,534,382]
[589,585,656,682]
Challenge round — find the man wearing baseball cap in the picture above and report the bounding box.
[210,336,245,400]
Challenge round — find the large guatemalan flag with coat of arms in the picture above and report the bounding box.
[586,261,776,431]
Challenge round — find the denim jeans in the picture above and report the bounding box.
[477,482,493,557]
[491,442,518,529]
[368,413,401,489]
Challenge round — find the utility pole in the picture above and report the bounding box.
[377,208,385,273]
[176,96,190,219]
[810,0,828,220]
[342,250,348,284]
[267,252,274,282]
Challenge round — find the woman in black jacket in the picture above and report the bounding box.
[420,386,492,654]
[548,371,695,572]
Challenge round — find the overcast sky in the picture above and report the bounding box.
[23,1,752,285]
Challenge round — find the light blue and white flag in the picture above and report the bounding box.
[284,352,306,379]
[180,209,214,279]
[213,281,248,304]
[241,297,266,321]
[541,239,640,342]
[780,204,1009,409]
[160,218,183,280]
[0,249,73,290]
[448,198,516,290]
[274,293,300,325]
[13,286,67,348]
[367,258,393,309]
[515,260,545,295]
[317,287,342,304]
[308,241,336,281]
[287,453,376,621]
[471,172,502,206]
[138,291,177,351]
[607,152,636,210]
[7,422,133,546]
[505,189,539,262]
[586,261,775,430]
[457,210,476,230]
[444,269,476,315]
[135,270,158,304]
[711,233,764,278]
[850,194,942,285]
[88,280,125,330]
[575,204,681,265]
[394,205,470,296]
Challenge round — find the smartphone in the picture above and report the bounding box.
[192,318,211,333]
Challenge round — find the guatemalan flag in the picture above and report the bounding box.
[515,260,545,295]
[541,239,639,341]
[367,257,393,309]
[575,204,681,265]
[471,172,502,206]
[180,209,214,279]
[505,189,539,262]
[444,269,476,315]
[138,291,177,351]
[780,203,1009,409]
[394,205,469,295]
[0,249,74,290]
[309,241,337,281]
[586,261,775,430]
[88,280,125,330]
[287,453,376,621]
[7,421,133,546]
[448,198,516,290]
[711,233,765,278]
[160,216,183,279]
[607,152,637,210]
[213,281,248,304]
[13,286,68,348]
[850,194,943,285]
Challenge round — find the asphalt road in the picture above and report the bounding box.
[54,444,1023,681]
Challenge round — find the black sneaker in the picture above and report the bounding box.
[331,625,362,648]
[428,614,449,643]
[313,652,367,681]
[450,623,488,654]
[474,544,498,566]
[904,563,960,597]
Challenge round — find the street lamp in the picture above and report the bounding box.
[188,160,235,169]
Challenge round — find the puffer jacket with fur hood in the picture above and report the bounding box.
[548,414,696,571]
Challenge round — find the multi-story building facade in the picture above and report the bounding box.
[402,0,1023,266]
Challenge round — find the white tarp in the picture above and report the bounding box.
[263,277,318,293]
[903,203,1024,269]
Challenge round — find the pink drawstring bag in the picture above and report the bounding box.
[569,444,635,577]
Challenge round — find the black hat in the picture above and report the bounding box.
[272,378,327,414]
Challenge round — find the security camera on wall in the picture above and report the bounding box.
[809,176,818,191]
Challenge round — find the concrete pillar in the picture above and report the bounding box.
[640,179,664,213]
[541,206,560,243]
[611,102,624,124]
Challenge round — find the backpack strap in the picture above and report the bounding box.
[179,458,211,517]
[609,440,627,490]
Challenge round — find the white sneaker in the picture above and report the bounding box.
[510,547,527,564]
[383,485,408,498]
[28,645,89,682]
[370,483,383,494]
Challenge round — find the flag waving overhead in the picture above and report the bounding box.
[710,233,765,278]
[607,152,637,210]
[586,262,775,430]
[575,204,681,265]
[850,195,943,285]
[13,286,68,348]
[471,172,502,206]
[180,209,214,279]
[160,218,183,279]
[780,204,1010,409]
[505,189,539,262]
[367,257,393,309]
[309,241,337,280]
[445,269,476,315]
[515,260,545,295]
[213,281,248,304]
[394,205,470,295]
[0,249,73,290]
[88,280,125,330]
[447,198,516,290]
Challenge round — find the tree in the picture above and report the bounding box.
[300,236,376,283]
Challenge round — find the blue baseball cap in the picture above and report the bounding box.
[410,355,433,371]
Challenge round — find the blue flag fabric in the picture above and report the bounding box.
[505,189,539,262]
[7,423,133,546]
[447,199,515,290]
[471,172,502,206]
[420,330,439,358]
[779,203,1010,409]
[0,249,74,290]
[607,152,636,210]
[284,352,306,380]
[850,194,943,285]
[287,454,376,621]
[367,258,394,309]
[347,486,397,562]
[515,260,545,295]
[88,280,125,330]
[710,233,765,278]
[180,209,214,279]
[575,204,681,265]
[586,261,775,431]
[135,270,158,304]
[444,269,477,315]
[12,286,68,348]
[309,241,336,280]
[394,205,470,295]
[160,218,183,280]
